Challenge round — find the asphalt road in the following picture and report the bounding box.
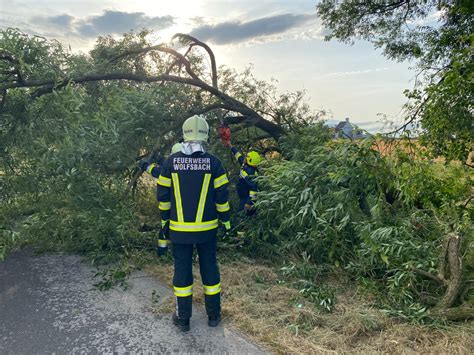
[0,249,264,354]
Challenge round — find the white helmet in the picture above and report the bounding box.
[171,142,182,154]
[182,115,209,142]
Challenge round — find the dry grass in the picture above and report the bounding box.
[145,259,474,354]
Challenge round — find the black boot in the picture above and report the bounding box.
[156,245,168,256]
[172,313,190,332]
[208,315,221,327]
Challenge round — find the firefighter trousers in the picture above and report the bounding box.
[172,238,221,319]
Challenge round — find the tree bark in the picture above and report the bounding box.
[430,306,474,321]
[437,233,463,309]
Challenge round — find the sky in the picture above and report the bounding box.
[0,0,418,132]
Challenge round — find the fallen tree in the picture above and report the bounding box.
[0,32,285,140]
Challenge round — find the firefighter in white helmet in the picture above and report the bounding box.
[138,143,183,178]
[157,115,231,331]
[138,142,183,256]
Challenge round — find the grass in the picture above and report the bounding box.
[145,255,474,354]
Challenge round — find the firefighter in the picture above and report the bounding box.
[138,143,183,256]
[217,125,263,215]
[229,144,262,215]
[157,115,231,332]
[138,143,183,178]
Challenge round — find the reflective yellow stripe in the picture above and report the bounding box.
[161,219,169,227]
[146,163,157,174]
[174,285,193,297]
[170,219,219,232]
[203,283,221,296]
[222,221,231,230]
[235,152,243,160]
[214,173,229,188]
[216,202,230,212]
[157,175,172,187]
[158,239,169,247]
[196,174,211,223]
[249,191,257,199]
[239,169,248,179]
[159,201,171,211]
[171,173,184,222]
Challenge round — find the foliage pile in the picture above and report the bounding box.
[242,127,473,320]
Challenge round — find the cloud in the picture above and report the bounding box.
[76,10,175,37]
[320,67,390,78]
[32,14,74,29]
[190,13,316,44]
[28,10,176,38]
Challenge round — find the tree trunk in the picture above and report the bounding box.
[431,306,474,321]
[437,233,463,309]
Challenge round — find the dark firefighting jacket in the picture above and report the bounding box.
[142,156,165,200]
[231,147,258,205]
[144,153,165,177]
[157,151,230,244]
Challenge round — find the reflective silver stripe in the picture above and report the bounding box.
[216,202,230,212]
[159,201,171,211]
[249,191,257,198]
[203,283,221,295]
[214,174,229,188]
[174,285,193,297]
[171,173,184,222]
[170,219,219,232]
[157,175,172,187]
[196,174,211,223]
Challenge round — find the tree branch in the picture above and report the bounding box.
[108,44,199,81]
[0,51,25,84]
[0,88,6,108]
[224,115,247,125]
[412,267,447,286]
[172,33,218,89]
[2,35,286,140]
[437,233,463,309]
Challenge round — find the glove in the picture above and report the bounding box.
[221,220,231,240]
[156,229,169,256]
[156,220,170,257]
[244,202,256,216]
[138,159,150,172]
[161,220,170,237]
[218,125,231,147]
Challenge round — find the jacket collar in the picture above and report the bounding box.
[182,142,206,155]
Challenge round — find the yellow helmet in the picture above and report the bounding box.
[182,115,209,142]
[170,143,182,154]
[246,151,262,167]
